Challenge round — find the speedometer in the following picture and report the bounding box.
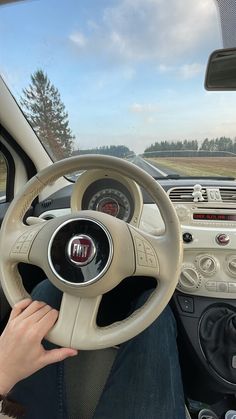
[87,188,131,222]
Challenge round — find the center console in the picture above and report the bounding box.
[171,189,236,396]
[175,203,236,299]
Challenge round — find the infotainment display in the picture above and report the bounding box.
[193,213,236,221]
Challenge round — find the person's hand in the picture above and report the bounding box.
[0,299,78,395]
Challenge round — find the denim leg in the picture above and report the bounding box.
[93,291,186,419]
[11,281,185,419]
[10,280,66,419]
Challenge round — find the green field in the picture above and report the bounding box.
[147,157,236,178]
[0,158,7,192]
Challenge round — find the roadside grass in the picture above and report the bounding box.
[146,157,236,178]
[0,164,6,192]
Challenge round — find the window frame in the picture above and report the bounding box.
[0,141,15,203]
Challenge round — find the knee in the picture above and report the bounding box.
[31,280,62,310]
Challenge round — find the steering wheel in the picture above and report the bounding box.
[0,155,182,350]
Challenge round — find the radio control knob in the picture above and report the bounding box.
[178,265,200,292]
[227,255,236,276]
[196,254,217,276]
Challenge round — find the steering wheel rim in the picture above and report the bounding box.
[0,155,182,349]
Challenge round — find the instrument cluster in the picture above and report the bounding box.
[81,179,134,222]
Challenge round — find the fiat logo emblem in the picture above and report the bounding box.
[67,235,96,266]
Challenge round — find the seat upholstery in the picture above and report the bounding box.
[64,347,192,419]
[65,348,118,419]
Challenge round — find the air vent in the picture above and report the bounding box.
[42,199,52,208]
[219,188,236,203]
[168,188,208,203]
[41,214,55,220]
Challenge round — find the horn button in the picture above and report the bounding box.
[48,219,112,285]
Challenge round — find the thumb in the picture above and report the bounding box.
[43,347,78,366]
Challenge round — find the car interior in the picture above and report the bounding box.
[0,0,236,418]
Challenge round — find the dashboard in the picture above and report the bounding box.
[34,171,236,301]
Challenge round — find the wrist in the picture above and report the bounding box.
[0,371,16,395]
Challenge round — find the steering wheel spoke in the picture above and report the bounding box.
[129,225,182,286]
[8,222,46,265]
[47,292,102,349]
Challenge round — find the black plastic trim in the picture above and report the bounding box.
[0,141,15,201]
[0,125,37,182]
[172,291,236,393]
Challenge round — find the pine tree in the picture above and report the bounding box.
[20,70,75,159]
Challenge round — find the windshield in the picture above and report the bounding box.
[0,0,236,179]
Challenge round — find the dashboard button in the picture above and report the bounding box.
[177,296,194,313]
[11,242,22,253]
[20,241,31,254]
[216,233,230,246]
[137,251,147,266]
[183,232,193,243]
[146,255,157,268]
[135,238,145,253]
[228,283,236,293]
[144,243,154,255]
[205,281,217,291]
[27,231,37,241]
[18,232,29,242]
[217,282,228,292]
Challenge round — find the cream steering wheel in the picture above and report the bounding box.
[0,155,182,350]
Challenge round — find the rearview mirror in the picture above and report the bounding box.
[205,48,236,91]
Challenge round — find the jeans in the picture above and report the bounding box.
[11,280,186,419]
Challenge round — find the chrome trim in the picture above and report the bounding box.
[48,217,113,287]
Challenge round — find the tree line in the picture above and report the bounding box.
[144,138,236,153]
[73,145,133,158]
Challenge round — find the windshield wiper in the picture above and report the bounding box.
[153,174,180,179]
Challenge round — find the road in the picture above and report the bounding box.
[130,155,178,178]
[0,191,6,203]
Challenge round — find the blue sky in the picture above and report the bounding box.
[1,0,236,154]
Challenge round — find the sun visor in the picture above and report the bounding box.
[215,0,236,48]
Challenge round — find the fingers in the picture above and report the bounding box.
[9,298,32,320]
[16,300,48,320]
[36,308,59,338]
[9,299,59,339]
[27,304,54,323]
[42,347,78,366]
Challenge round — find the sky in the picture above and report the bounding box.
[0,0,236,154]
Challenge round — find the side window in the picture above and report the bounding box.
[0,152,7,203]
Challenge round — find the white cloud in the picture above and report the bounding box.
[130,103,160,114]
[69,31,87,48]
[158,64,174,73]
[87,20,99,31]
[69,0,221,66]
[158,62,205,79]
[102,0,220,63]
[122,67,136,80]
[179,63,205,79]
